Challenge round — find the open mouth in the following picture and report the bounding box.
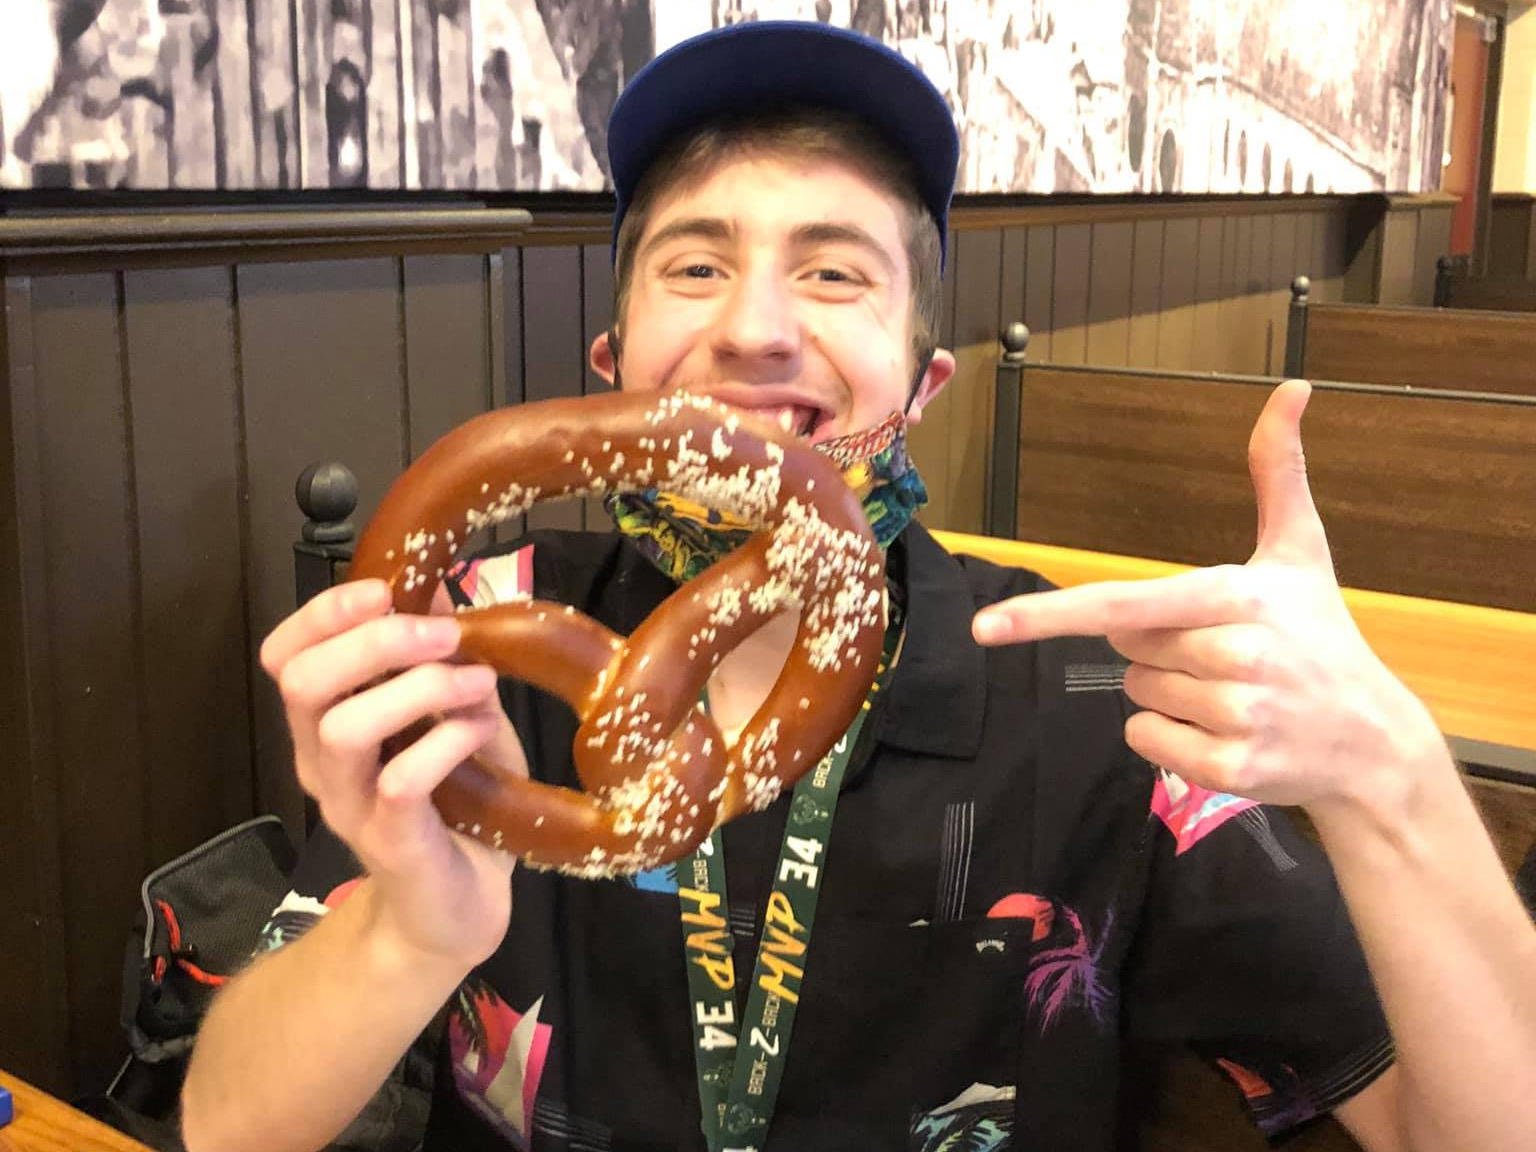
[769,404,824,438]
[726,401,826,440]
[683,386,832,441]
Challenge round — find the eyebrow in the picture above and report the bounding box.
[788,222,898,277]
[638,216,734,263]
[639,216,898,277]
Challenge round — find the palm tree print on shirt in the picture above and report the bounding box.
[988,892,1112,1031]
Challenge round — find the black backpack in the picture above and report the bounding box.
[78,816,298,1150]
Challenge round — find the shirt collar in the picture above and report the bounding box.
[872,522,987,760]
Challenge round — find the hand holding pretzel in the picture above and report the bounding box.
[346,391,886,878]
[260,576,522,968]
[973,380,1447,815]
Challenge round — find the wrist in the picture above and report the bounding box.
[354,880,480,993]
[1304,732,1458,860]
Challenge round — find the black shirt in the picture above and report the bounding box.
[257,525,1392,1152]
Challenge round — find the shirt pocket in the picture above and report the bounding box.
[770,914,1033,1146]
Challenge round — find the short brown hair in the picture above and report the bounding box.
[612,107,942,371]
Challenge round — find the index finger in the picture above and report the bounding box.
[972,565,1254,645]
[259,578,393,678]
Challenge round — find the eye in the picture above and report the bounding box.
[804,265,868,290]
[659,258,724,282]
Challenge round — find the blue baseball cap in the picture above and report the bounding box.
[607,21,959,268]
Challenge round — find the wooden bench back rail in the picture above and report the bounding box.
[1435,256,1536,314]
[1441,276,1536,313]
[996,363,1536,616]
[1284,280,1536,394]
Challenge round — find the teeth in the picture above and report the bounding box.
[777,410,794,432]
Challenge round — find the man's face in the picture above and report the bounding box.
[592,154,954,445]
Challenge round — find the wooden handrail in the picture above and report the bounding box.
[932,531,1536,754]
[0,206,533,258]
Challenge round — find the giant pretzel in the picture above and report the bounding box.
[349,391,886,879]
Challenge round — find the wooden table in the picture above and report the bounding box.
[0,1071,156,1152]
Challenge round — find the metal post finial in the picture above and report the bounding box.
[1000,322,1030,363]
[296,461,358,544]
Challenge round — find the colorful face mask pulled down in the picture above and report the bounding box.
[606,410,927,584]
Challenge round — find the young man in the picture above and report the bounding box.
[181,22,1536,1152]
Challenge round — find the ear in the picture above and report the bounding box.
[905,348,955,425]
[589,330,617,386]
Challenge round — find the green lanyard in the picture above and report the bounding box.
[679,623,900,1152]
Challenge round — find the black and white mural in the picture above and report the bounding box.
[0,0,1452,195]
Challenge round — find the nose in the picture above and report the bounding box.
[709,264,801,371]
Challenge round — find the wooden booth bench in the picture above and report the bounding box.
[1282,276,1536,396]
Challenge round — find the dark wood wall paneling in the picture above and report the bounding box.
[1,212,530,1094]
[0,267,260,1091]
[0,275,72,1096]
[1345,195,1458,307]
[909,201,1356,534]
[34,274,159,1092]
[582,244,618,527]
[241,259,414,829]
[1488,193,1536,278]
[0,195,1387,1095]
[1159,218,1198,370]
[520,246,586,532]
[945,229,1004,548]
[1378,206,1420,305]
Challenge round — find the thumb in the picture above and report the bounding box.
[1248,379,1331,569]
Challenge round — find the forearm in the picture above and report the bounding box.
[1310,752,1536,1152]
[180,878,469,1152]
